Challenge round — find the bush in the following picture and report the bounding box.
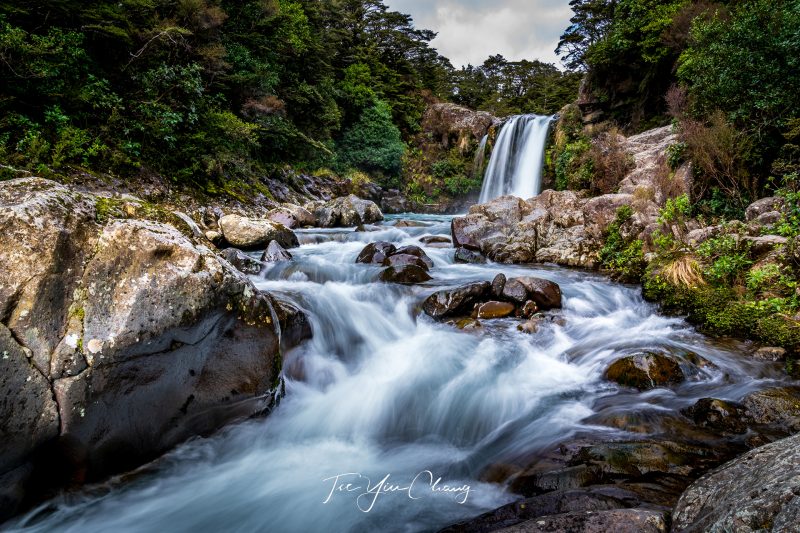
[337,100,406,180]
[697,234,753,286]
[599,205,646,282]
[588,129,635,194]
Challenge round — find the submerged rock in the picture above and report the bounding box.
[356,241,396,265]
[220,247,264,275]
[420,235,451,245]
[673,432,800,532]
[605,352,685,390]
[682,398,747,434]
[311,194,383,227]
[473,301,516,319]
[261,240,293,263]
[454,247,487,264]
[422,282,491,319]
[357,242,435,273]
[394,245,434,269]
[741,386,800,434]
[218,214,298,250]
[379,264,432,284]
[385,253,430,271]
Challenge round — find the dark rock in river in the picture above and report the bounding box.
[261,240,293,263]
[356,241,396,265]
[473,301,516,319]
[501,278,529,304]
[385,253,430,271]
[491,274,506,298]
[379,264,432,284]
[266,205,315,229]
[271,297,312,352]
[741,386,800,434]
[454,247,487,264]
[672,431,800,532]
[515,276,562,310]
[311,194,383,227]
[220,248,264,275]
[682,398,747,435]
[605,352,685,390]
[394,245,434,269]
[218,214,298,250]
[423,282,491,319]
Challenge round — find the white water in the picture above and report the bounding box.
[479,115,554,203]
[6,215,786,533]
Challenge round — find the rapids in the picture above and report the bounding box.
[5,214,787,533]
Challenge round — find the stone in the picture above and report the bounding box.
[743,235,788,256]
[515,277,562,310]
[754,210,782,226]
[420,236,451,245]
[379,265,432,284]
[501,278,529,304]
[394,219,425,228]
[271,297,312,352]
[491,273,506,298]
[218,214,298,250]
[220,247,264,275]
[682,398,747,434]
[356,242,396,265]
[672,432,800,532]
[518,318,542,335]
[448,318,482,331]
[454,247,487,264]
[605,352,685,390]
[741,387,800,434]
[422,282,491,319]
[261,240,293,263]
[394,245,434,269]
[266,205,315,229]
[745,196,786,222]
[385,253,430,271]
[520,301,539,318]
[753,346,787,362]
[312,194,383,227]
[473,301,516,319]
[490,509,668,533]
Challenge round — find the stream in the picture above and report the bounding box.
[6,214,787,533]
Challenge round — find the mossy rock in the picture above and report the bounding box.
[605,352,685,390]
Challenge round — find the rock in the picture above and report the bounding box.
[312,194,383,227]
[261,240,293,263]
[379,265,432,284]
[394,245,434,269]
[682,398,747,434]
[420,236,451,245]
[743,235,788,256]
[473,301,516,319]
[451,214,498,251]
[385,253,431,271]
[753,346,787,361]
[448,318,482,331]
[511,464,606,496]
[220,248,264,275]
[745,196,786,222]
[741,387,800,433]
[515,277,562,310]
[218,214,298,250]
[754,210,782,226]
[488,509,668,533]
[271,297,312,352]
[356,242,396,265]
[491,274,507,298]
[605,352,685,390]
[205,230,224,246]
[421,102,498,148]
[422,282,491,319]
[672,432,800,532]
[518,318,542,334]
[0,178,289,516]
[394,219,426,228]
[266,205,315,229]
[501,278,529,304]
[520,301,539,318]
[686,226,721,247]
[454,247,487,264]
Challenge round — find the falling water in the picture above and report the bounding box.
[479,114,554,202]
[471,135,488,179]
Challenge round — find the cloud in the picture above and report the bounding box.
[385,0,573,68]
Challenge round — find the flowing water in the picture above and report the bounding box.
[479,115,554,203]
[6,214,787,533]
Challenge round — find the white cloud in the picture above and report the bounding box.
[386,0,573,68]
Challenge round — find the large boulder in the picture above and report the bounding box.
[605,352,685,390]
[356,242,397,265]
[261,240,293,263]
[218,214,298,250]
[311,194,383,227]
[379,265,432,284]
[422,282,491,319]
[672,432,800,532]
[266,204,315,229]
[514,277,563,310]
[220,247,264,275]
[0,178,291,518]
[745,196,786,222]
[421,102,499,149]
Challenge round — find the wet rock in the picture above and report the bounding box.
[220,248,264,275]
[266,205,315,229]
[447,318,482,331]
[491,274,506,298]
[204,230,224,246]
[752,346,787,361]
[741,387,800,433]
[271,297,312,352]
[379,265,432,284]
[682,398,747,434]
[420,235,451,245]
[511,464,605,496]
[312,194,383,227]
[422,282,491,319]
[356,242,396,265]
[605,352,685,390]
[520,301,539,318]
[451,214,496,251]
[394,245,434,269]
[218,214,298,250]
[385,253,431,271]
[515,277,562,310]
[501,278,529,304]
[261,240,293,263]
[473,301,516,319]
[745,196,786,222]
[488,509,668,533]
[454,247,487,264]
[394,219,426,228]
[517,318,542,335]
[673,432,800,533]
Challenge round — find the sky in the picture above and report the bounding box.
[385,0,574,69]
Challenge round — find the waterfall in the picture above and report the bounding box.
[471,134,488,179]
[479,114,554,203]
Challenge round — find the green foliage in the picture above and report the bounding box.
[658,193,691,225]
[666,142,686,170]
[599,205,646,282]
[555,138,593,191]
[774,186,800,238]
[697,234,753,286]
[337,100,406,180]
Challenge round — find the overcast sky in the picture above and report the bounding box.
[385,0,573,69]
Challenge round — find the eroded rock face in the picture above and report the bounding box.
[421,102,499,150]
[220,248,264,275]
[0,178,294,518]
[672,432,800,532]
[311,194,383,227]
[261,240,293,263]
[218,214,298,250]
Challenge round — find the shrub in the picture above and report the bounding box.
[697,234,753,286]
[588,129,635,194]
[337,100,406,180]
[599,205,646,282]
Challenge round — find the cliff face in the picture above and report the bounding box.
[0,178,295,519]
[421,102,500,152]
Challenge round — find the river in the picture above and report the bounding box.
[6,214,786,533]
